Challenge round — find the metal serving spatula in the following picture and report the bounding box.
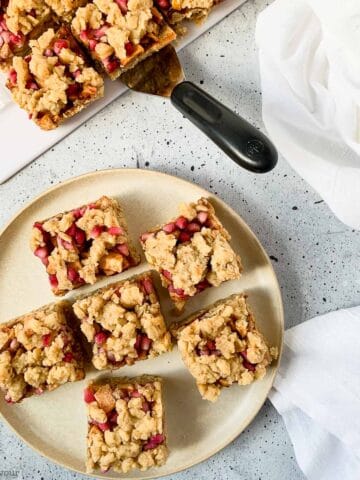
[121,45,277,173]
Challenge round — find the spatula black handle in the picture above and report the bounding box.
[171,81,277,173]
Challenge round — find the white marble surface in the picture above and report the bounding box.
[1,0,360,478]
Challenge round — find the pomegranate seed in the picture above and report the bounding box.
[197,211,208,224]
[187,222,201,233]
[80,30,89,42]
[33,222,44,231]
[9,338,19,351]
[108,226,123,235]
[9,33,23,46]
[48,274,58,288]
[134,334,142,352]
[116,243,129,256]
[67,266,79,283]
[125,41,135,56]
[72,69,81,79]
[178,231,191,243]
[196,280,210,292]
[142,277,154,294]
[72,207,84,218]
[175,216,188,229]
[162,222,176,233]
[240,351,256,371]
[95,332,107,345]
[66,82,82,99]
[168,284,186,298]
[140,232,153,242]
[107,351,116,363]
[157,0,170,8]
[199,348,210,356]
[130,390,142,398]
[84,388,96,403]
[75,228,85,245]
[42,333,52,347]
[115,0,128,13]
[63,352,73,362]
[8,68,17,85]
[93,26,108,39]
[162,269,172,280]
[109,411,118,424]
[98,422,110,431]
[53,39,69,54]
[41,257,49,266]
[88,38,97,51]
[141,335,152,351]
[34,246,48,259]
[90,225,104,238]
[66,223,77,237]
[143,433,164,450]
[25,80,39,90]
[103,56,120,73]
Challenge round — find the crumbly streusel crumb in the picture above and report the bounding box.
[140,198,242,311]
[30,195,140,295]
[171,293,278,401]
[0,301,85,403]
[84,376,168,473]
[73,271,172,370]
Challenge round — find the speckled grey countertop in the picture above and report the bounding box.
[1,0,360,478]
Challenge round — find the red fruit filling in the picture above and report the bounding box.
[48,274,59,288]
[90,225,104,238]
[157,0,170,8]
[115,243,129,256]
[143,433,165,451]
[94,332,107,345]
[42,333,52,347]
[63,352,73,362]
[141,277,154,294]
[53,39,69,54]
[84,387,96,403]
[175,216,188,230]
[125,41,135,56]
[108,226,123,235]
[240,351,256,371]
[115,0,128,14]
[103,56,120,73]
[66,82,82,100]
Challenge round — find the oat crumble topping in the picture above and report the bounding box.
[73,272,172,370]
[0,301,85,403]
[84,376,168,473]
[171,293,278,401]
[140,198,242,311]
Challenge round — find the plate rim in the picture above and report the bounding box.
[0,168,284,480]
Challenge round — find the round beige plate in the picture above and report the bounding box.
[0,169,284,479]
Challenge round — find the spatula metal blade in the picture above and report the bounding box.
[120,45,185,97]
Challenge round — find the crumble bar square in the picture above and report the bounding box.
[140,197,242,311]
[154,0,219,25]
[84,375,168,473]
[0,0,54,70]
[71,0,176,80]
[171,293,278,402]
[0,301,85,403]
[30,195,140,295]
[73,271,172,370]
[6,26,104,130]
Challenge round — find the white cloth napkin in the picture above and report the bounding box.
[269,306,360,480]
[256,0,360,230]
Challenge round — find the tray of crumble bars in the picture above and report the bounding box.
[0,169,283,479]
[0,0,247,183]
